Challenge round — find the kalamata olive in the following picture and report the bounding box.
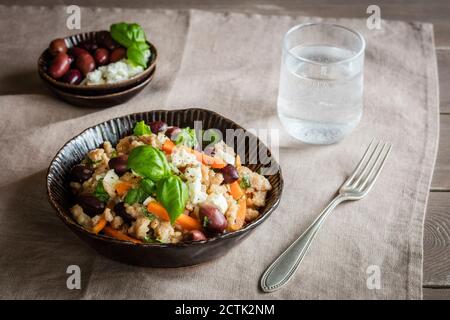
[77,194,105,217]
[70,164,93,183]
[165,126,181,140]
[79,41,98,53]
[199,204,228,234]
[108,155,129,176]
[48,52,71,79]
[62,69,82,85]
[75,52,96,76]
[94,48,109,66]
[220,164,239,184]
[69,47,89,58]
[109,47,126,63]
[96,31,118,51]
[49,38,67,56]
[149,121,167,134]
[184,230,207,241]
[113,202,134,224]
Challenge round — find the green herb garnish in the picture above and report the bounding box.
[142,207,156,221]
[156,175,188,224]
[240,175,251,189]
[93,178,110,202]
[133,120,151,136]
[84,157,101,166]
[143,235,163,243]
[124,188,145,204]
[140,178,156,195]
[110,22,151,68]
[203,216,209,228]
[127,145,171,181]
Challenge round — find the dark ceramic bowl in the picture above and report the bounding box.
[46,109,283,267]
[45,67,155,108]
[37,30,157,95]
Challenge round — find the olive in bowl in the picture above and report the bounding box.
[37,28,158,103]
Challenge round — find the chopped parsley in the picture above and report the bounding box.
[93,178,110,202]
[240,175,251,189]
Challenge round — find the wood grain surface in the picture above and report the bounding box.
[1,0,449,299]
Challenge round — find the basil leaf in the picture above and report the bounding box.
[156,175,188,224]
[124,179,155,205]
[133,120,151,136]
[175,127,198,148]
[110,23,134,48]
[140,178,156,195]
[127,42,150,68]
[110,22,147,48]
[94,178,110,203]
[127,146,171,181]
[128,23,146,43]
[124,188,141,204]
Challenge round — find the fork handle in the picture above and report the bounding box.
[260,195,345,292]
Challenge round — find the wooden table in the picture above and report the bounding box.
[13,0,450,299]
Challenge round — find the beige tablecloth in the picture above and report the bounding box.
[0,6,439,299]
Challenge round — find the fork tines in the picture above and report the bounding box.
[345,140,392,193]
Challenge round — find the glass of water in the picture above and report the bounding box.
[277,23,365,144]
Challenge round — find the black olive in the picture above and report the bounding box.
[113,202,134,224]
[108,155,129,176]
[199,204,227,234]
[220,164,239,184]
[76,194,105,217]
[70,164,93,183]
[165,126,181,140]
[184,230,207,241]
[149,121,168,134]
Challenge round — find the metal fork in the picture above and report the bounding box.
[260,140,392,293]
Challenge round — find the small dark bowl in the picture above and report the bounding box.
[37,30,157,96]
[45,67,156,108]
[46,109,283,267]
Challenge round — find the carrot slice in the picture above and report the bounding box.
[228,197,246,231]
[147,201,202,230]
[115,181,132,197]
[103,225,142,244]
[175,214,202,231]
[162,140,176,154]
[147,201,170,221]
[92,217,107,234]
[192,150,226,169]
[229,181,244,200]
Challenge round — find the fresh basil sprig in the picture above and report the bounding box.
[127,146,171,181]
[156,175,188,224]
[110,22,151,68]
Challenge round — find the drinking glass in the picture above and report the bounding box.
[277,23,365,144]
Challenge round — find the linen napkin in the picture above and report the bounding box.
[0,6,439,299]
